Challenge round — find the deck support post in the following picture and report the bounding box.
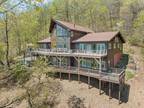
[112,83,114,91]
[99,80,101,95]
[59,56,62,80]
[99,57,102,95]
[109,82,111,99]
[88,76,90,89]
[119,84,121,104]
[78,57,80,83]
[69,72,71,81]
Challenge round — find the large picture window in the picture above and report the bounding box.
[95,43,106,51]
[77,43,106,52]
[55,24,70,49]
[56,25,69,37]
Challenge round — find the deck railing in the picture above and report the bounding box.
[33,48,107,56]
[49,65,125,83]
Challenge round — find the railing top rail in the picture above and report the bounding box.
[49,65,124,76]
[34,48,107,55]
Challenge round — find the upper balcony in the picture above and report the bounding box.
[32,48,107,58]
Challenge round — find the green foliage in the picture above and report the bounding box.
[11,63,31,84]
[68,95,85,108]
[128,36,140,46]
[32,58,57,77]
[134,11,144,28]
[125,70,135,80]
[0,43,5,63]
[131,10,144,46]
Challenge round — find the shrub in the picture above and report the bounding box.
[68,95,86,108]
[32,58,57,78]
[11,63,31,84]
[128,36,140,46]
[125,70,135,80]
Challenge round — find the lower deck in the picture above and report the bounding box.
[51,65,125,104]
[51,65,125,84]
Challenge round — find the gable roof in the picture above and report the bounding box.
[72,31,125,43]
[37,37,51,43]
[49,19,94,33]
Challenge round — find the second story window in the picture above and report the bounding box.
[115,37,119,43]
[56,25,68,37]
[108,43,112,49]
[71,31,74,37]
[114,43,116,49]
[117,43,120,49]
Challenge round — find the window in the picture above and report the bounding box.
[114,43,116,49]
[56,25,68,37]
[56,37,70,49]
[115,37,119,43]
[102,61,106,70]
[79,43,86,50]
[81,59,92,68]
[119,43,122,50]
[117,43,120,49]
[96,43,106,51]
[108,43,112,49]
[71,31,74,37]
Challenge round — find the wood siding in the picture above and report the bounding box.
[107,35,123,67]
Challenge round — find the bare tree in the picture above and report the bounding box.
[4,12,10,67]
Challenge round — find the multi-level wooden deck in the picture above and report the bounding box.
[32,48,125,104]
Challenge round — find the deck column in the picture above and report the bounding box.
[59,56,62,80]
[99,80,101,95]
[69,66,71,81]
[99,57,102,95]
[88,76,90,88]
[109,82,111,99]
[78,57,80,83]
[119,84,121,104]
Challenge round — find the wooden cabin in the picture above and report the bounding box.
[33,19,126,103]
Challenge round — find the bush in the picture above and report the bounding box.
[68,95,86,108]
[125,70,135,80]
[11,63,31,84]
[128,36,140,46]
[32,59,57,78]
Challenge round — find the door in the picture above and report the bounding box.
[114,53,122,66]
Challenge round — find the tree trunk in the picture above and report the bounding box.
[5,12,10,68]
[14,17,21,55]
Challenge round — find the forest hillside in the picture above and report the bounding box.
[0,0,144,108]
